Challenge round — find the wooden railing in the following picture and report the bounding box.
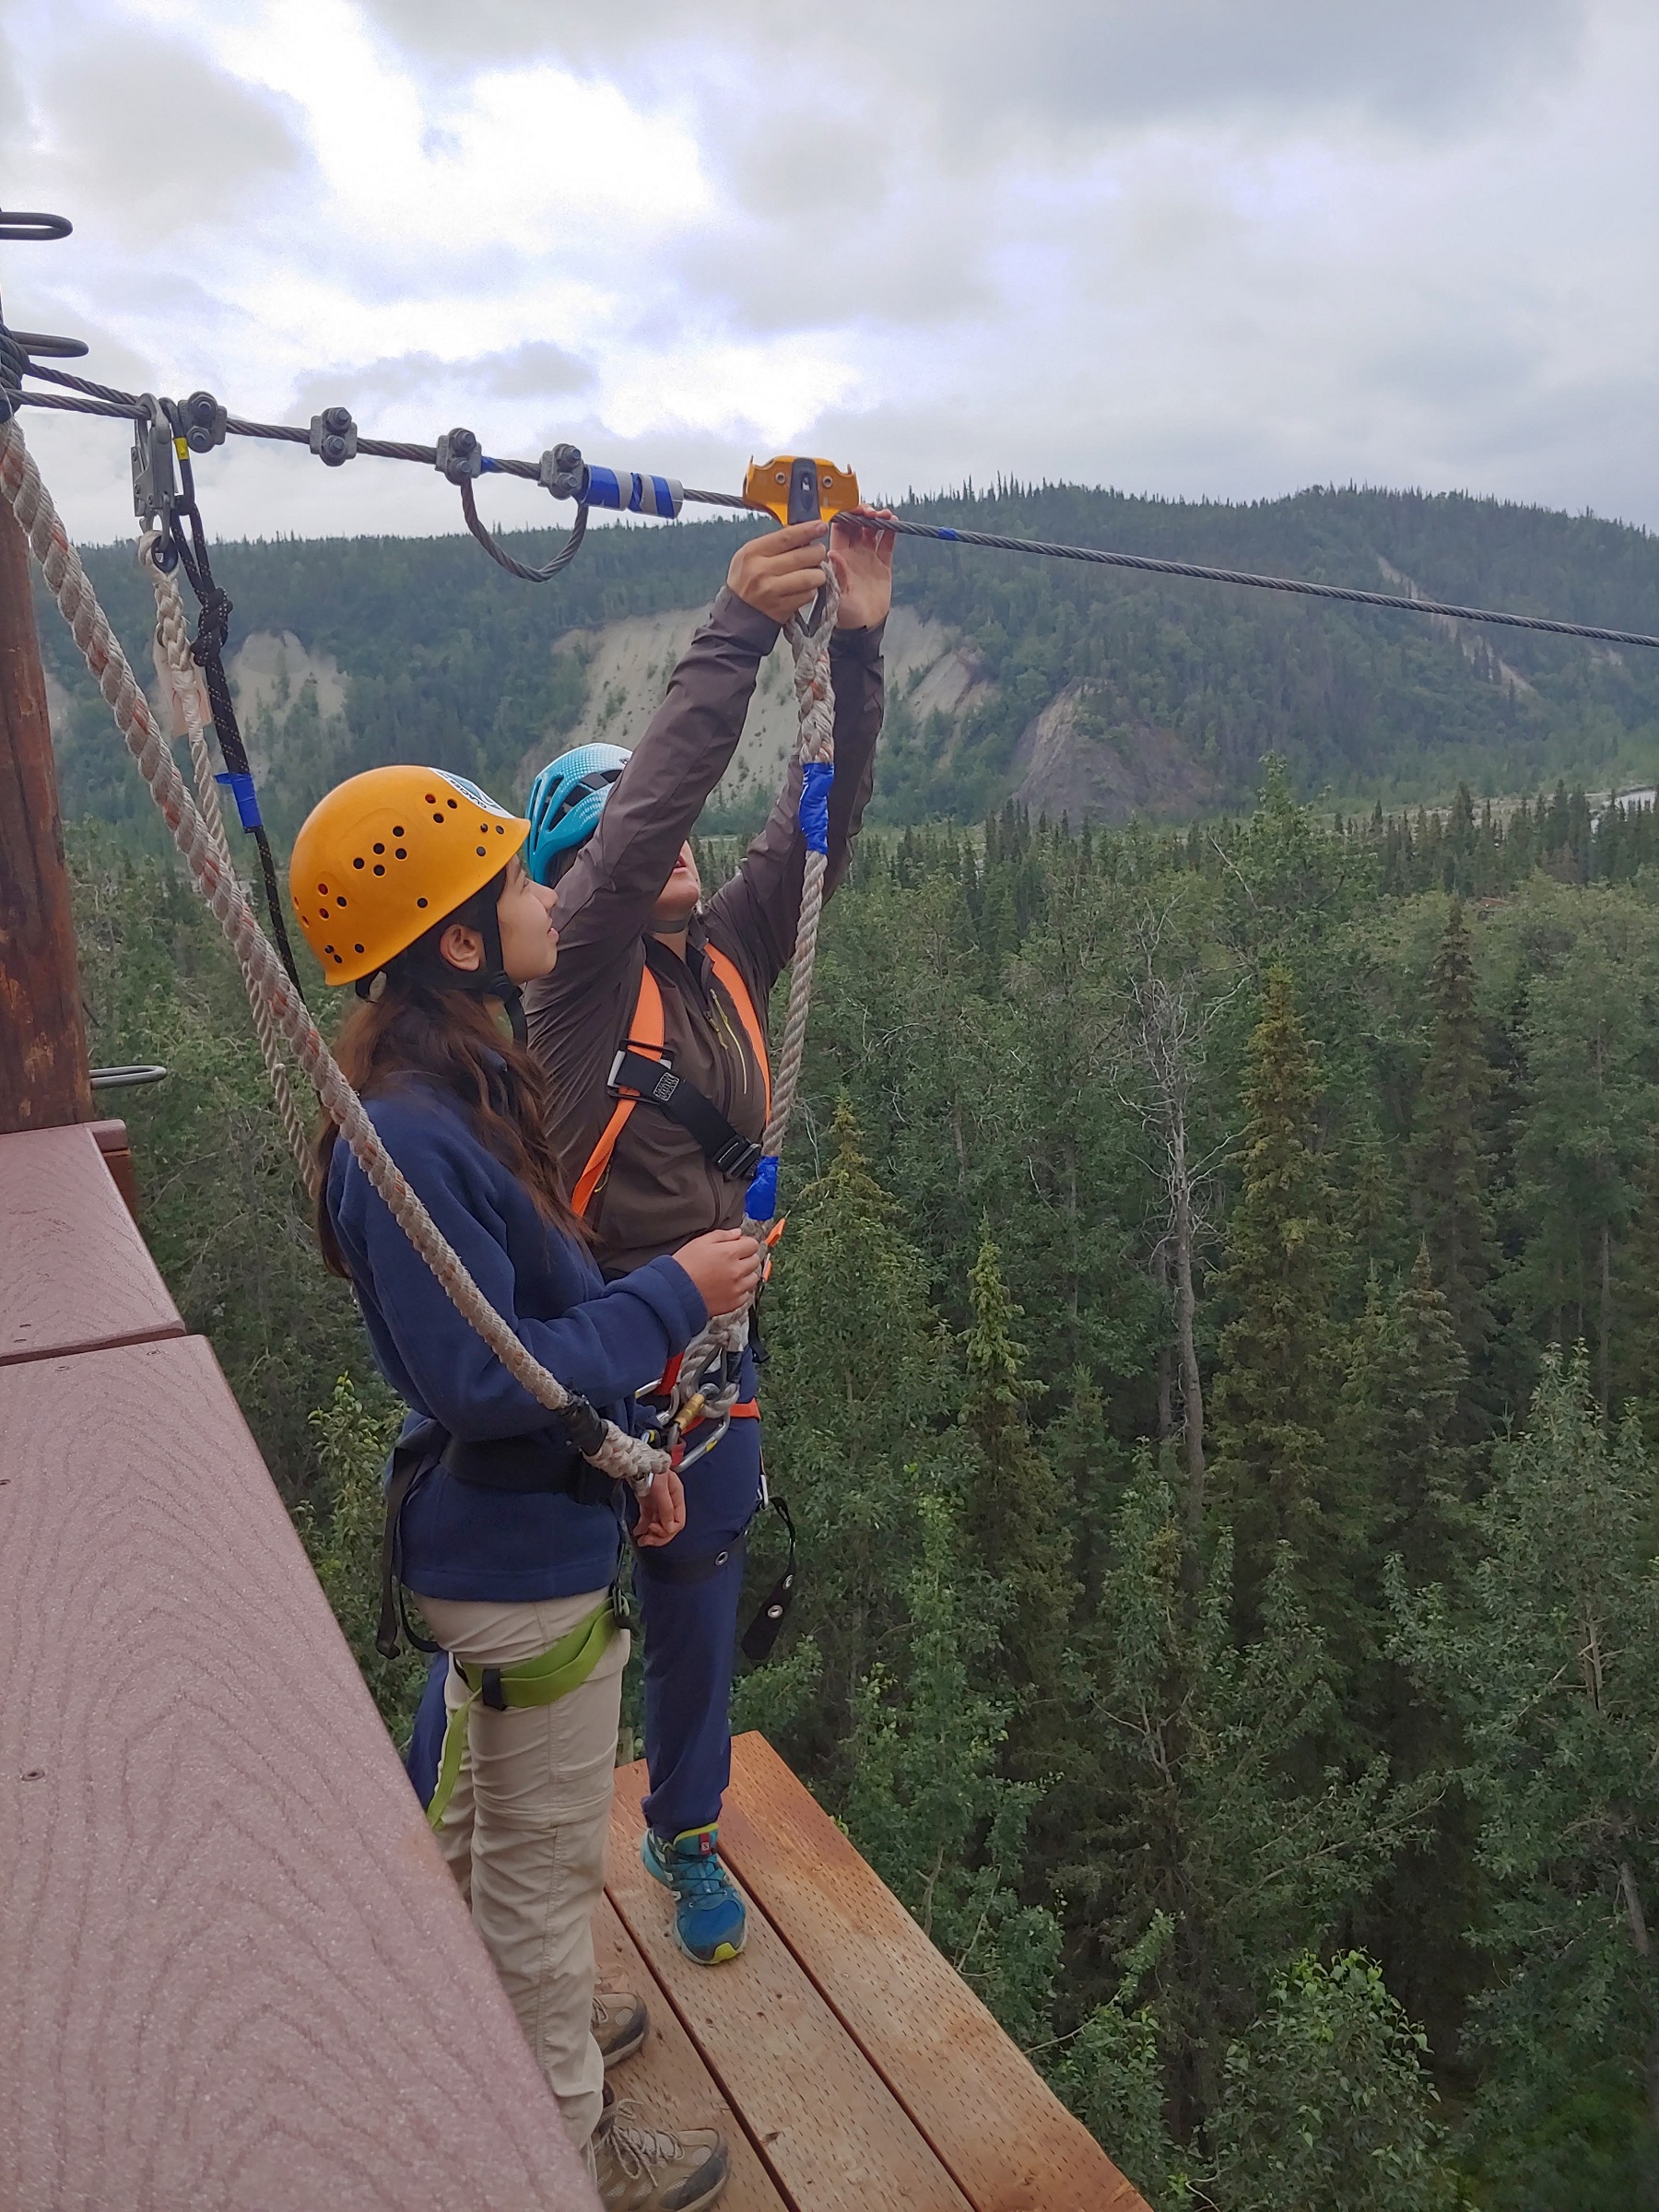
[0,1123,594,2210]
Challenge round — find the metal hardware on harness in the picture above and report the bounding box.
[743,453,859,525]
[310,405,358,466]
[435,425,482,483]
[180,390,227,453]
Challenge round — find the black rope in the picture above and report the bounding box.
[458,476,589,582]
[158,410,309,1000]
[12,362,1658,651]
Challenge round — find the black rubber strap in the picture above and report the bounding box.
[740,1497,798,1664]
[610,1048,762,1181]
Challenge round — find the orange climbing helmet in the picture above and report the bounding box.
[289,766,529,983]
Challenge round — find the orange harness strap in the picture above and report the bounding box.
[571,948,771,1218]
[571,966,665,1216]
[707,945,771,1124]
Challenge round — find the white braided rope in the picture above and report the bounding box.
[145,537,319,1196]
[0,416,665,1494]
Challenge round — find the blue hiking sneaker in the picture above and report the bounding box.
[641,1824,747,1965]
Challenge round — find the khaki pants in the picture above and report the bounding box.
[420,1590,628,2154]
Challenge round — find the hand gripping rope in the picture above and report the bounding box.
[0,412,669,1501]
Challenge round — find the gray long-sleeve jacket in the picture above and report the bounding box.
[524,584,885,1275]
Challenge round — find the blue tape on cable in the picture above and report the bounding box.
[587,465,621,510]
[939,527,959,541]
[798,760,834,855]
[745,1154,780,1223]
[216,770,262,830]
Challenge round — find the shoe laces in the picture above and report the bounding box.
[604,2100,679,2180]
[667,1839,735,1901]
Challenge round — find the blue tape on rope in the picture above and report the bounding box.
[746,1154,780,1224]
[938,527,959,541]
[799,760,834,855]
[651,475,678,518]
[216,770,262,830]
[587,465,621,509]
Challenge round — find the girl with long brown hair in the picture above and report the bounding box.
[291,764,758,2211]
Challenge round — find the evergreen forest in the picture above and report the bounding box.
[66,740,1659,2208]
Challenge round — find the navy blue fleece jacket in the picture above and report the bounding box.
[325,1081,707,1602]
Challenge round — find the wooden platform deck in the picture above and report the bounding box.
[602,1736,1147,2212]
[1,1120,1146,2211]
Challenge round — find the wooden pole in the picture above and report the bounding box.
[0,484,93,1131]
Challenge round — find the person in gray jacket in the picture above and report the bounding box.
[523,512,894,1964]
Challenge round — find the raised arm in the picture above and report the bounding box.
[543,524,832,982]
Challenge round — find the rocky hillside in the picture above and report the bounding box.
[41,483,1659,839]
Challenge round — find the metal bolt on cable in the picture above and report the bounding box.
[182,391,227,453]
[436,426,481,483]
[309,406,358,466]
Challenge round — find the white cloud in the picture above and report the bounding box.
[4,0,1653,551]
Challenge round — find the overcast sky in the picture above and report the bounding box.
[6,0,1656,546]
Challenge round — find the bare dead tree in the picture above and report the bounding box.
[1109,897,1240,1579]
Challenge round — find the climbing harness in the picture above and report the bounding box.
[0,411,672,1516]
[426,1595,622,1828]
[573,947,773,1213]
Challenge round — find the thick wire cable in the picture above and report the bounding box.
[18,363,1657,649]
[0,413,667,1496]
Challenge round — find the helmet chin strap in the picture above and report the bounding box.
[477,901,528,1045]
[356,900,526,1043]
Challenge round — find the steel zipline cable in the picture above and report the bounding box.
[10,357,1659,653]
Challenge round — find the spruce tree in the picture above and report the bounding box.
[1410,898,1497,1412]
[959,1236,1079,1776]
[1209,967,1340,1609]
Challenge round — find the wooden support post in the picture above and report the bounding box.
[0,486,92,1133]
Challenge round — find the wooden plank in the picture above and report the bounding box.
[88,1116,138,1217]
[721,1735,1147,2212]
[0,1335,593,2212]
[594,1896,788,2212]
[0,1124,182,1366]
[607,1760,973,2212]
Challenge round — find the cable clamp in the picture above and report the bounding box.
[181,391,227,453]
[537,441,589,501]
[309,406,358,467]
[435,425,482,483]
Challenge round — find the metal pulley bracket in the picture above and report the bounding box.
[310,406,358,466]
[744,453,859,524]
[435,425,482,483]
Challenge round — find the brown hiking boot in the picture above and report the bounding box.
[593,2092,728,2212]
[593,1984,649,2069]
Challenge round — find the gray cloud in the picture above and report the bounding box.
[29,26,303,243]
[365,0,1587,138]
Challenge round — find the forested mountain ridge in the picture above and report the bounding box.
[41,481,1659,838]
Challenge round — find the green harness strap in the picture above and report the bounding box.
[426,1598,618,1830]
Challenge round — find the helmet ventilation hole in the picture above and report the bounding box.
[372,864,385,876]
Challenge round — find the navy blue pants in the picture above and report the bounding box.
[635,1412,761,1841]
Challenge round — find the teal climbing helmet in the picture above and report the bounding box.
[524,743,631,884]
